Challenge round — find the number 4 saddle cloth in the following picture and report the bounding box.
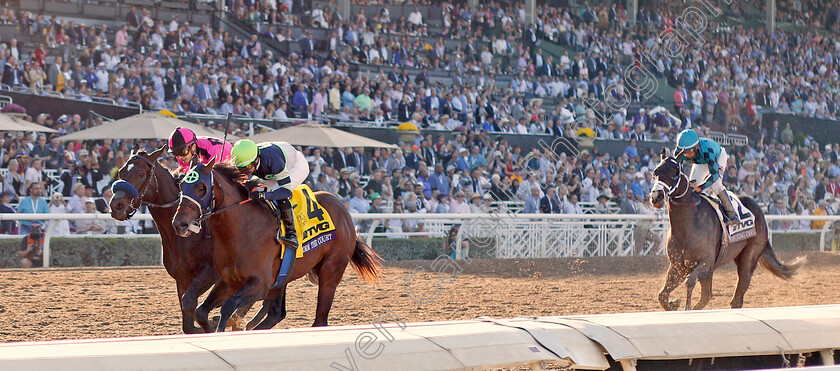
[698,191,757,263]
[278,185,337,259]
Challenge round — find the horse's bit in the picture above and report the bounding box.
[652,158,690,200]
[121,155,179,218]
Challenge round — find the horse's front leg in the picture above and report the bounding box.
[217,277,269,332]
[684,259,713,310]
[659,262,684,311]
[181,265,217,334]
[197,281,235,333]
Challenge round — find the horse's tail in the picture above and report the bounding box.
[758,240,807,280]
[351,239,384,284]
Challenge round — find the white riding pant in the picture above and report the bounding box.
[267,150,310,194]
[689,147,728,196]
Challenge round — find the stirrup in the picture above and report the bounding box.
[275,228,298,249]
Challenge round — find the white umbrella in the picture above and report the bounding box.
[248,122,398,149]
[55,112,237,141]
[0,113,58,133]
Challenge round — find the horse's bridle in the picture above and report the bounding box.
[178,167,252,236]
[122,155,179,218]
[652,157,690,200]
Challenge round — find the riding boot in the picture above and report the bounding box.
[277,199,298,249]
[717,191,741,226]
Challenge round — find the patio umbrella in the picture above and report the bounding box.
[0,113,58,133]
[248,122,398,149]
[55,112,237,141]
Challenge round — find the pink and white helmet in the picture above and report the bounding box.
[168,127,196,154]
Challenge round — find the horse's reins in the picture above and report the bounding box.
[123,155,180,218]
[178,170,253,234]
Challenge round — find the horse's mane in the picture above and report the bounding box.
[213,161,260,198]
[127,150,179,180]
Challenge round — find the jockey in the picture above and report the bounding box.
[675,129,741,226]
[230,139,309,248]
[168,127,233,173]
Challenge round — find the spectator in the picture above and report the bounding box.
[595,194,611,214]
[768,197,791,231]
[540,186,563,213]
[830,221,840,251]
[563,194,583,214]
[368,193,384,214]
[3,158,24,196]
[813,200,830,230]
[0,190,17,234]
[386,202,405,239]
[348,187,370,214]
[74,199,107,234]
[403,198,426,234]
[450,190,471,214]
[24,158,44,193]
[17,182,48,235]
[468,192,483,213]
[48,192,71,235]
[67,182,86,214]
[17,222,44,268]
[522,186,541,213]
[95,186,113,214]
[434,194,450,213]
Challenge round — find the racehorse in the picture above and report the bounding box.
[171,159,382,331]
[109,146,250,333]
[648,148,805,310]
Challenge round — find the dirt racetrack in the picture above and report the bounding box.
[1,251,839,343]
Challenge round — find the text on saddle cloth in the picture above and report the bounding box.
[278,185,337,259]
[699,191,757,244]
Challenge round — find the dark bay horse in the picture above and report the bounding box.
[648,148,805,310]
[171,159,382,332]
[109,146,249,333]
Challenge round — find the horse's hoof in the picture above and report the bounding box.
[666,300,681,311]
[182,326,203,334]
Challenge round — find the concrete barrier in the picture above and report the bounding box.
[1,305,839,370]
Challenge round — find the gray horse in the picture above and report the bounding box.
[648,149,805,310]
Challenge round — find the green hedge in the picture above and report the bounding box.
[0,237,162,268]
[370,237,446,260]
[0,233,821,268]
[771,233,822,252]
[0,237,453,268]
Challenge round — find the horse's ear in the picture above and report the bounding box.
[150,144,168,160]
[202,157,217,174]
[131,143,140,154]
[660,147,668,160]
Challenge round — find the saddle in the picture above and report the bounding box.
[698,191,757,265]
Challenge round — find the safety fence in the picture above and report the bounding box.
[1,213,839,267]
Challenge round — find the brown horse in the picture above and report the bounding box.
[109,146,253,333]
[648,149,805,310]
[171,159,382,331]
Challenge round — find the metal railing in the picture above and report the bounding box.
[0,213,836,267]
[708,131,749,147]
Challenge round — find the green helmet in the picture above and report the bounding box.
[231,139,259,167]
[676,129,700,151]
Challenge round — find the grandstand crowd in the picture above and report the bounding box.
[1,0,840,236]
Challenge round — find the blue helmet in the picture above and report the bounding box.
[676,129,700,151]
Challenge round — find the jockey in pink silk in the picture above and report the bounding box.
[168,127,233,173]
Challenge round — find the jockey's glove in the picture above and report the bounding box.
[249,189,266,200]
